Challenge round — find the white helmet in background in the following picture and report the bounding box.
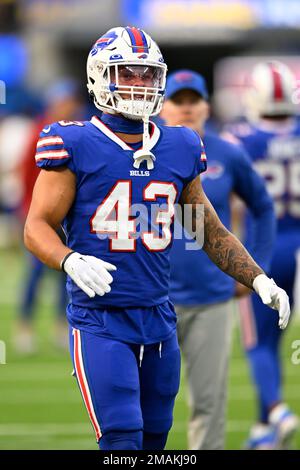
[245,61,296,120]
[86,26,167,121]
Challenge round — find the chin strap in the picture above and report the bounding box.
[132,115,156,170]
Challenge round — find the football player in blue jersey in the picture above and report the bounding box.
[161,69,276,449]
[24,28,290,450]
[226,61,300,449]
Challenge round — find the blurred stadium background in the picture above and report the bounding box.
[0,0,300,450]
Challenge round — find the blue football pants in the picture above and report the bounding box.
[240,234,299,422]
[69,327,181,449]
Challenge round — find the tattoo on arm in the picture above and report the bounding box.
[181,177,264,289]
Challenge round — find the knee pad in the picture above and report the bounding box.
[143,431,169,450]
[99,430,143,450]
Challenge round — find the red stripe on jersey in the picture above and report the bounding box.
[37,136,64,144]
[37,137,64,149]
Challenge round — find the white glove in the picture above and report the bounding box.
[61,252,116,298]
[253,274,290,329]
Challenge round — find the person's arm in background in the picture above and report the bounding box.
[179,175,289,329]
[230,145,276,297]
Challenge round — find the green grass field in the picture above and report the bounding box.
[0,248,299,450]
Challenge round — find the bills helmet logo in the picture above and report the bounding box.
[90,31,118,56]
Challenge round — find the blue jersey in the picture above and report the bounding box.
[35,116,206,310]
[169,132,275,306]
[231,119,300,234]
[231,120,300,424]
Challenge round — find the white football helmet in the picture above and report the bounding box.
[86,26,167,121]
[245,61,296,119]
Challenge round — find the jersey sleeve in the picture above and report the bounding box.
[181,127,207,184]
[230,144,276,272]
[194,134,207,178]
[34,123,74,171]
[231,144,272,215]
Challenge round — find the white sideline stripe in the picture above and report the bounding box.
[0,395,81,404]
[227,384,300,400]
[0,372,71,382]
[1,364,299,382]
[1,383,300,403]
[229,367,300,377]
[179,384,300,402]
[0,424,91,436]
[0,357,298,372]
[0,421,251,436]
[2,357,297,368]
[0,363,71,371]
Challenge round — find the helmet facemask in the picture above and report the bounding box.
[88,61,166,120]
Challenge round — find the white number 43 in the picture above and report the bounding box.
[90,180,178,251]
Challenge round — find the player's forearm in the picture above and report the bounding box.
[181,176,264,289]
[202,208,264,289]
[24,217,72,270]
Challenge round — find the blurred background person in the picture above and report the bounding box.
[15,79,85,354]
[225,61,300,449]
[162,69,276,450]
[0,34,41,248]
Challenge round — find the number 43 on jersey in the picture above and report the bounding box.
[90,180,178,252]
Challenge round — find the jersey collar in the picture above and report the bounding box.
[90,115,160,152]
